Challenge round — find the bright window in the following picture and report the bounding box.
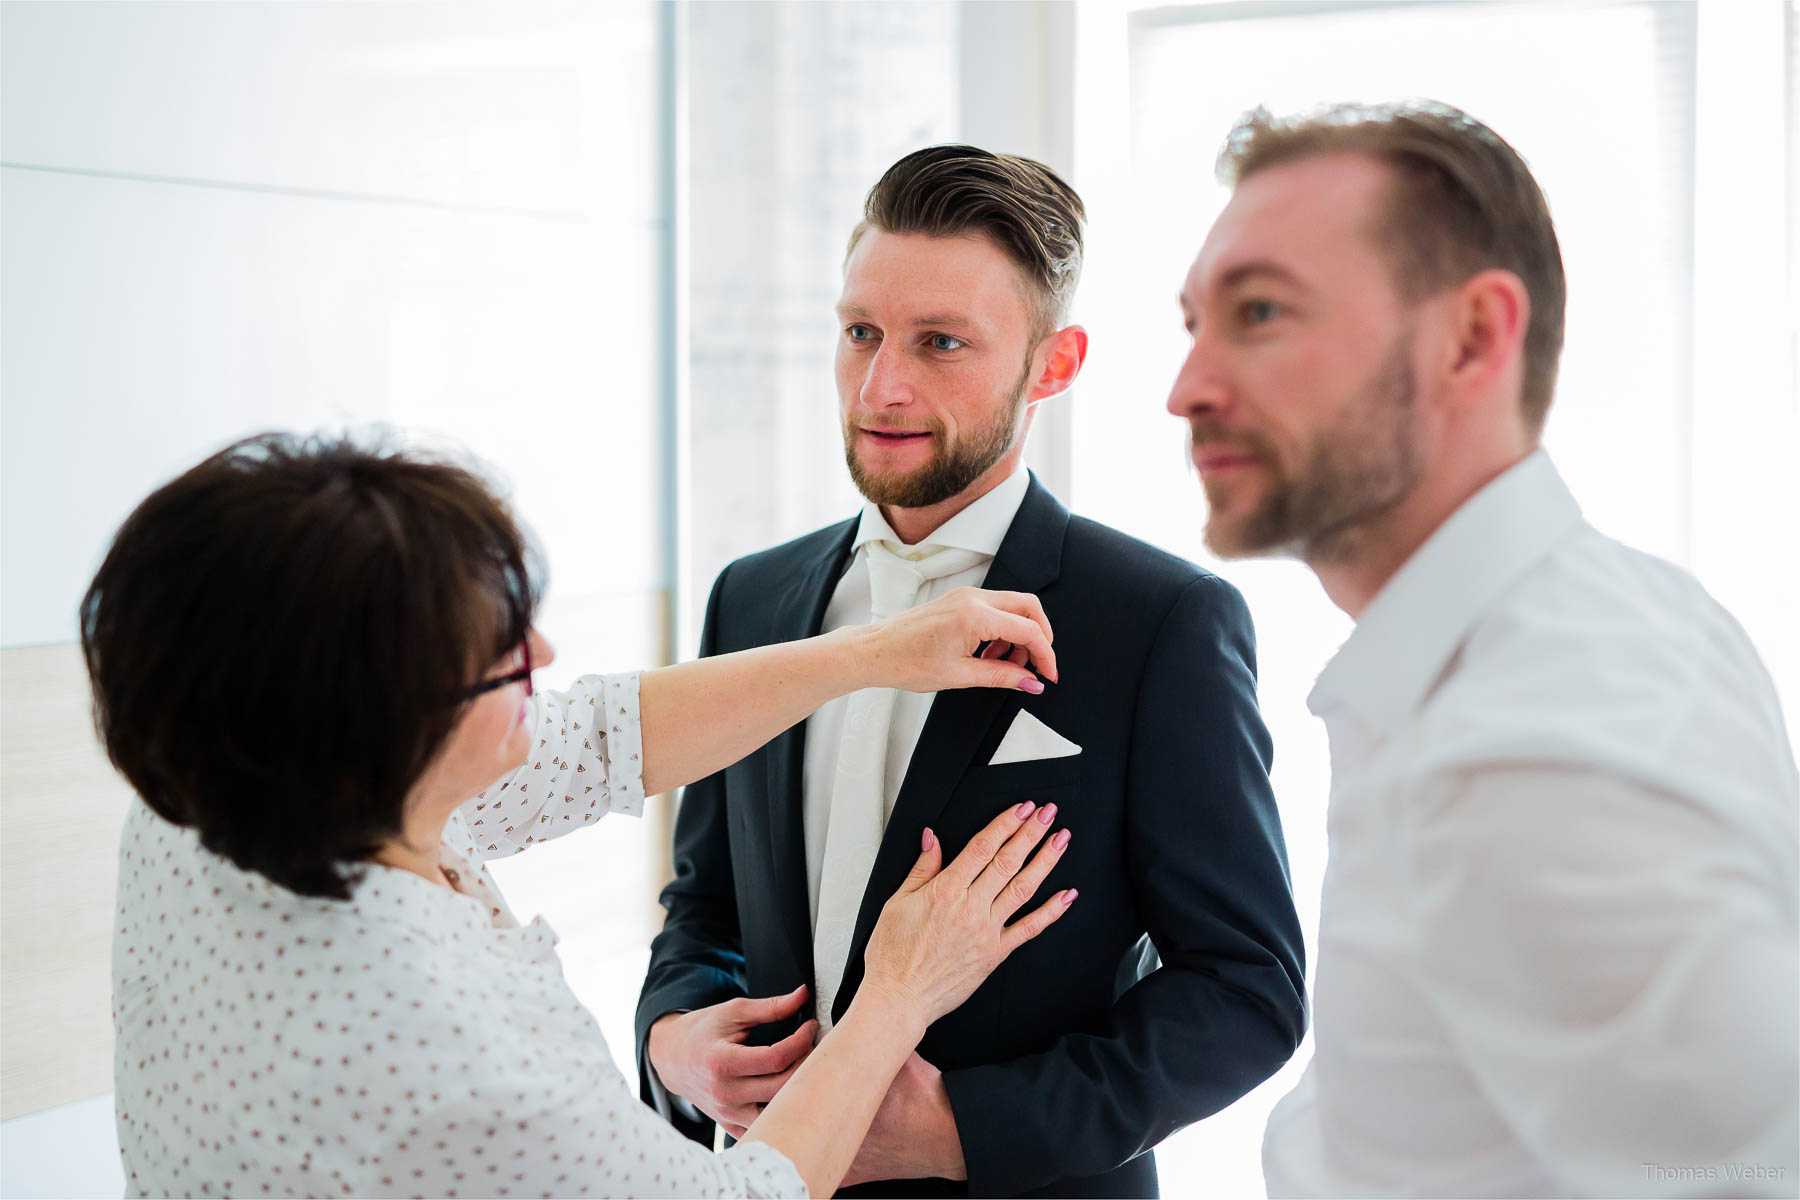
[683,2,961,648]
[1070,1,1794,1194]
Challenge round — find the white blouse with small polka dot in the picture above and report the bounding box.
[112,671,807,1199]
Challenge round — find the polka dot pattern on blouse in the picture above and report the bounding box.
[112,671,807,1199]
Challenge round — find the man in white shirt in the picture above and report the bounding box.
[637,145,1308,1197]
[1167,99,1799,1196]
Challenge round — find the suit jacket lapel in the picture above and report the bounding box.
[831,475,1070,1022]
[764,518,858,988]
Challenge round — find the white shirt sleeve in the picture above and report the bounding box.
[459,671,647,860]
[1402,763,1800,1197]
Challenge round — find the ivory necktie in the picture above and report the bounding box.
[812,539,987,1031]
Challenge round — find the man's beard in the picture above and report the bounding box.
[842,356,1034,509]
[1194,332,1424,563]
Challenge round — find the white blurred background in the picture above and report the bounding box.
[2,2,1794,1196]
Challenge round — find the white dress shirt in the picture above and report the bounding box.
[113,672,807,1199]
[801,464,1031,926]
[1262,451,1800,1197]
[644,468,1032,1120]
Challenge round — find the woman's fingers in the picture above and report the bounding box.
[968,802,1055,906]
[944,587,1055,682]
[858,801,1079,1029]
[896,827,942,896]
[935,802,1038,892]
[975,604,1057,684]
[978,640,1030,668]
[992,821,1072,920]
[957,655,1047,694]
[1001,887,1078,955]
[875,587,1059,695]
[950,611,1054,693]
[981,589,1053,648]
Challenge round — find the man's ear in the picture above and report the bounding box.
[1443,270,1529,405]
[1028,325,1089,402]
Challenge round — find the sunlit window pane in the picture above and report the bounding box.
[686,2,960,646]
[1075,4,1706,1193]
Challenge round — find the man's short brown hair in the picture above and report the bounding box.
[849,144,1086,340]
[1218,101,1566,434]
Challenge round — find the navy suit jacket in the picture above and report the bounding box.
[636,476,1306,1197]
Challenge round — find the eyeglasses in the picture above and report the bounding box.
[461,639,533,702]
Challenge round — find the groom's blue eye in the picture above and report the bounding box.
[846,324,876,344]
[1240,299,1282,326]
[929,333,966,352]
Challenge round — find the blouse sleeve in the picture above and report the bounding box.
[458,671,647,861]
[385,1027,809,1199]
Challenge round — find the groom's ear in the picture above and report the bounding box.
[1028,326,1089,402]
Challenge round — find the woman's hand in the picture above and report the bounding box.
[735,805,1073,1199]
[852,586,1057,695]
[859,801,1076,1025]
[636,590,1058,797]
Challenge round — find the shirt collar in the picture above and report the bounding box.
[851,464,1031,558]
[1307,450,1586,735]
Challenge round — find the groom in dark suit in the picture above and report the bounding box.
[636,145,1306,1198]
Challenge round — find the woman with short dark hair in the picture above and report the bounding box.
[86,432,1073,1199]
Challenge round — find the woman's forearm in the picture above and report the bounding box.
[739,990,924,1199]
[636,587,1054,798]
[637,627,876,797]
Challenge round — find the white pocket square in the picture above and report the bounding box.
[989,710,1082,766]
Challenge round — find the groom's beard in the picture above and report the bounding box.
[842,356,1033,509]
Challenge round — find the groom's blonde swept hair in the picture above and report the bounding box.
[847,144,1086,342]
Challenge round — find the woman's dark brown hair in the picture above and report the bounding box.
[79,431,543,900]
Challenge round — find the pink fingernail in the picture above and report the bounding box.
[1062,889,1078,906]
[921,827,935,852]
[1015,801,1036,820]
[1037,803,1057,825]
[1018,677,1045,694]
[1052,828,1071,850]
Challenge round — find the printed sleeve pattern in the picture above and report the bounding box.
[461,671,646,860]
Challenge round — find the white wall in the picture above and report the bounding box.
[0,1094,122,1199]
[1,0,665,650]
[0,7,669,1190]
